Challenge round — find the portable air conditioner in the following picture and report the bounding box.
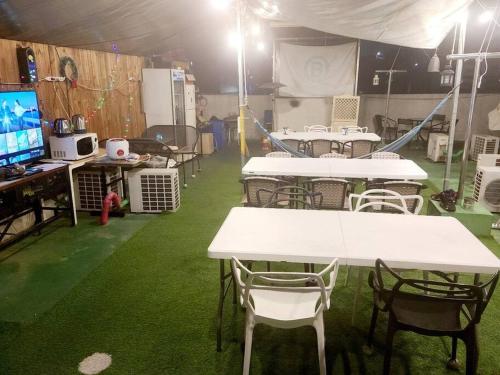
[469,135,500,161]
[477,153,500,168]
[128,168,180,213]
[427,133,449,162]
[473,166,500,213]
[74,168,123,211]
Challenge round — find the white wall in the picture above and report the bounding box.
[359,93,500,140]
[201,94,272,139]
[202,93,500,141]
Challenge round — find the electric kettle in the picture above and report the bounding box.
[71,114,87,134]
[54,118,73,137]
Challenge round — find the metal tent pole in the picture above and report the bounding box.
[457,56,481,202]
[382,70,393,142]
[443,19,466,191]
[236,0,248,168]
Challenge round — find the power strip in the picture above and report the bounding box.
[44,76,66,82]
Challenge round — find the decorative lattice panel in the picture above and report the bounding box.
[331,96,360,131]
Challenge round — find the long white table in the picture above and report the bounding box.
[271,131,381,143]
[208,207,500,350]
[242,157,428,180]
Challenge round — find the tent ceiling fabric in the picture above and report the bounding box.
[0,0,207,55]
[259,0,472,49]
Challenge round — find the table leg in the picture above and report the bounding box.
[65,166,76,226]
[217,259,225,352]
[351,267,364,326]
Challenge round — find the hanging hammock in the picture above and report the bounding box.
[248,85,458,158]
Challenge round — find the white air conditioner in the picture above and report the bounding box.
[473,166,500,213]
[128,168,180,213]
[469,135,500,161]
[427,133,449,162]
[74,168,123,211]
[477,153,500,168]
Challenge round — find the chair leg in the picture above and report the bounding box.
[367,306,379,348]
[191,157,196,178]
[197,156,201,171]
[447,336,460,370]
[243,313,255,375]
[313,315,327,375]
[383,319,397,375]
[465,328,479,375]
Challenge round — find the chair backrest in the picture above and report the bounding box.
[371,152,400,160]
[383,181,423,213]
[305,125,329,133]
[231,256,340,317]
[343,140,376,158]
[373,115,384,135]
[304,178,350,210]
[309,139,333,158]
[432,114,446,124]
[370,259,499,328]
[243,177,285,207]
[397,118,414,126]
[319,152,347,159]
[278,139,302,152]
[257,185,319,209]
[266,151,292,158]
[342,126,368,134]
[348,189,423,214]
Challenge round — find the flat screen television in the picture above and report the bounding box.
[0,90,45,166]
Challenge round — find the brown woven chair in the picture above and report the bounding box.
[242,177,285,207]
[304,178,350,210]
[367,259,499,375]
[308,139,333,158]
[382,181,422,213]
[343,140,376,158]
[257,185,320,209]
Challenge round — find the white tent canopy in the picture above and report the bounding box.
[258,0,472,49]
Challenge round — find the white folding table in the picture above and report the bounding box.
[242,157,429,180]
[208,207,500,351]
[270,131,381,143]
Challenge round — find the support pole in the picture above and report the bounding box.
[443,19,466,191]
[457,56,481,201]
[236,0,248,168]
[381,70,393,143]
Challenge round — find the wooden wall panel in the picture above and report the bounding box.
[0,38,146,141]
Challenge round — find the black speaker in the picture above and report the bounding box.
[16,47,38,83]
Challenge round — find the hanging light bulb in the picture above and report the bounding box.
[440,64,455,87]
[427,52,440,73]
[372,73,380,86]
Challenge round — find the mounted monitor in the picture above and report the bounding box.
[0,90,45,166]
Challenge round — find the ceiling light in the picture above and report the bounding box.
[372,74,380,86]
[376,51,384,60]
[251,23,261,36]
[479,10,493,23]
[228,31,242,49]
[440,64,455,87]
[211,0,231,10]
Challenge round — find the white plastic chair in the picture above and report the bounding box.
[231,256,340,375]
[341,126,368,134]
[319,152,347,159]
[348,189,423,214]
[347,189,423,323]
[371,151,400,160]
[265,151,292,158]
[304,125,330,133]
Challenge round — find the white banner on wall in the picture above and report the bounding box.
[278,42,357,97]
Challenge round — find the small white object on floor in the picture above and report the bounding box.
[78,353,112,374]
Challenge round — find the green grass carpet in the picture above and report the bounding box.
[0,146,499,374]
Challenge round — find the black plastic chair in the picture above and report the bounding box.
[367,259,499,375]
[256,185,321,209]
[143,125,201,187]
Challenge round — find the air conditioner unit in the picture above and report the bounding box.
[473,166,500,213]
[74,168,123,211]
[427,133,449,162]
[128,168,180,213]
[469,135,500,161]
[477,153,500,168]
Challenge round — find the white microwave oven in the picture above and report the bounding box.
[49,133,99,160]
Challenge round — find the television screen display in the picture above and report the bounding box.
[0,90,44,166]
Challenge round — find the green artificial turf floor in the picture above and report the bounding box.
[0,145,498,374]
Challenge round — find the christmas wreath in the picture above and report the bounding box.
[59,56,78,87]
